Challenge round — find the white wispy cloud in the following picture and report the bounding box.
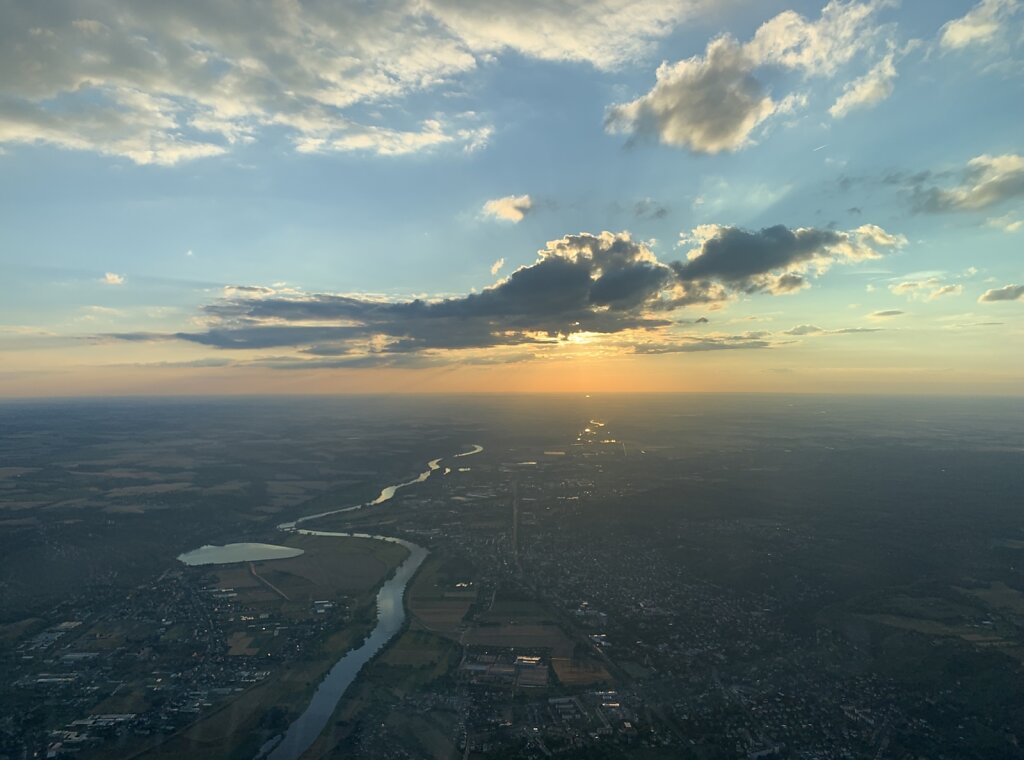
[481,194,533,223]
[0,1,708,164]
[103,272,125,286]
[830,52,897,118]
[888,277,963,301]
[940,0,1022,50]
[912,154,1024,213]
[986,212,1024,232]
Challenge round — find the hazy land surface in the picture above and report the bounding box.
[1,394,1023,759]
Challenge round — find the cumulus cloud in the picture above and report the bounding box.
[607,1,899,153]
[674,223,906,294]
[979,283,1024,302]
[482,194,533,223]
[745,0,894,76]
[911,154,1024,213]
[490,258,506,275]
[829,52,896,118]
[116,231,679,356]
[105,221,904,364]
[606,36,778,154]
[103,272,125,285]
[0,1,705,164]
[940,0,1022,50]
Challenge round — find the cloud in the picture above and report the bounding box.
[423,0,706,71]
[940,0,1022,50]
[784,323,884,335]
[607,1,898,153]
[928,284,963,300]
[674,223,906,294]
[634,198,668,219]
[606,36,778,154]
[829,52,896,118]
[745,0,894,76]
[293,119,493,157]
[482,194,533,223]
[868,309,905,318]
[888,277,963,301]
[0,1,709,164]
[117,231,679,356]
[490,258,506,275]
[784,324,823,335]
[634,336,773,353]
[987,212,1024,232]
[221,285,276,299]
[979,283,1024,302]
[103,272,125,285]
[105,221,903,365]
[911,154,1024,213]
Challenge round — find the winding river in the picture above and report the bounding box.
[255,444,483,760]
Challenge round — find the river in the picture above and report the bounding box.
[255,444,483,760]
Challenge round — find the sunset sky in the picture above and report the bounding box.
[1,0,1021,395]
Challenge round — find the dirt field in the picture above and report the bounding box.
[462,623,574,657]
[226,631,258,656]
[957,581,1024,615]
[408,557,474,636]
[551,656,612,686]
[379,630,454,668]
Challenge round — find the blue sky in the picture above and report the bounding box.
[0,0,1021,395]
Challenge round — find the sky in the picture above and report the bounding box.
[0,0,1021,396]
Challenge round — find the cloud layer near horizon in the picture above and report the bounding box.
[105,223,905,365]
